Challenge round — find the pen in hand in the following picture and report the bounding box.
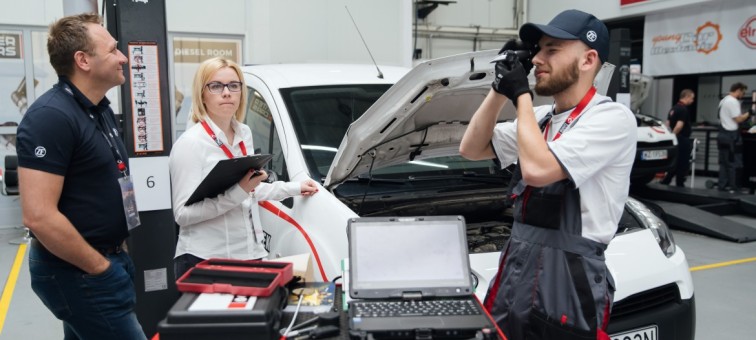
[240,169,267,193]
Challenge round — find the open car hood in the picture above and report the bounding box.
[324,50,521,189]
[324,52,616,189]
[324,50,511,189]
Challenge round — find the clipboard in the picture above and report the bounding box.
[185,154,273,206]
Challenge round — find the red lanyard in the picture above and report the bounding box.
[200,120,247,158]
[543,87,597,141]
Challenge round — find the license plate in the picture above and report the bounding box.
[610,325,658,340]
[641,150,667,160]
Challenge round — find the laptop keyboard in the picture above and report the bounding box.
[351,299,481,318]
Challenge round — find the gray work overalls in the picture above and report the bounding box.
[484,109,615,340]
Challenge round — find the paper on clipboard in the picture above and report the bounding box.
[185,154,273,206]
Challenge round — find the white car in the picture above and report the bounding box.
[629,73,680,185]
[632,113,679,184]
[239,50,694,339]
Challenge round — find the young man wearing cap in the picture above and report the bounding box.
[460,9,636,340]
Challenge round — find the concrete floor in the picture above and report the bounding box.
[1,176,756,339]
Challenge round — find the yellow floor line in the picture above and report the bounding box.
[0,243,27,337]
[690,256,756,272]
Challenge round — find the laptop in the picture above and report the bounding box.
[347,216,494,338]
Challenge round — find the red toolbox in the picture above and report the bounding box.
[176,266,281,297]
[196,258,294,285]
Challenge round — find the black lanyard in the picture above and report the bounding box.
[94,111,128,176]
[62,82,128,176]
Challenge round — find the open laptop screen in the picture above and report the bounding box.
[348,216,473,299]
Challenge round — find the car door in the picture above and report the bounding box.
[243,75,351,281]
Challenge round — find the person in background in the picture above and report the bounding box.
[169,57,318,278]
[662,89,695,187]
[717,82,750,193]
[459,9,636,340]
[16,13,146,339]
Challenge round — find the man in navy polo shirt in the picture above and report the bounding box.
[16,13,146,339]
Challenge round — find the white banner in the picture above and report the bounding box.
[643,0,756,76]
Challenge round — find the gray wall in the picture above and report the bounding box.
[0,0,62,26]
[0,0,412,67]
[1,0,745,120]
[0,0,722,67]
[166,0,412,67]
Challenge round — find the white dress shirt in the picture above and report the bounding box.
[170,118,300,260]
[719,95,741,131]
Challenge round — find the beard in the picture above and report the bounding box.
[534,59,579,96]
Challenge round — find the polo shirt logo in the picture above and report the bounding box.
[586,30,598,42]
[34,146,47,158]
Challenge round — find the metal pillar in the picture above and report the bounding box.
[104,0,178,337]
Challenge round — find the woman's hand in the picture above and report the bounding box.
[300,180,319,196]
[239,169,268,193]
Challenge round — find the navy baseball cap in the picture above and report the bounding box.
[519,9,609,63]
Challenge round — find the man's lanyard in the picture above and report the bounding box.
[200,120,247,158]
[94,112,128,175]
[543,86,597,141]
[63,82,128,176]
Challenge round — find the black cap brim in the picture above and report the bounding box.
[520,23,580,46]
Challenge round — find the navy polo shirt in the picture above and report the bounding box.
[16,77,129,248]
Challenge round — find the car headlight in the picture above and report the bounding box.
[626,198,676,257]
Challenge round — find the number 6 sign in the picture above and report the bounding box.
[128,156,171,211]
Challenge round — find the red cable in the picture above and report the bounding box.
[259,201,329,282]
[475,295,508,340]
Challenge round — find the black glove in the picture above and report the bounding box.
[496,39,537,75]
[491,54,532,104]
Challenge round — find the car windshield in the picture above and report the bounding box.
[281,85,501,182]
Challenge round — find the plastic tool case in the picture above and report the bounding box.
[176,267,281,296]
[197,258,294,285]
[176,259,293,296]
[157,287,287,340]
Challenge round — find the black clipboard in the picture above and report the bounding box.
[185,154,273,206]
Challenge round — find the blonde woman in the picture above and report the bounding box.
[169,57,317,278]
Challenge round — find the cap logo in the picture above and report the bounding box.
[34,146,47,158]
[586,30,598,42]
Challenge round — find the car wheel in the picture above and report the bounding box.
[705,179,716,189]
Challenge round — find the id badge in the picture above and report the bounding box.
[119,176,141,230]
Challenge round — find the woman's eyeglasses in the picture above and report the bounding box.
[205,81,243,94]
